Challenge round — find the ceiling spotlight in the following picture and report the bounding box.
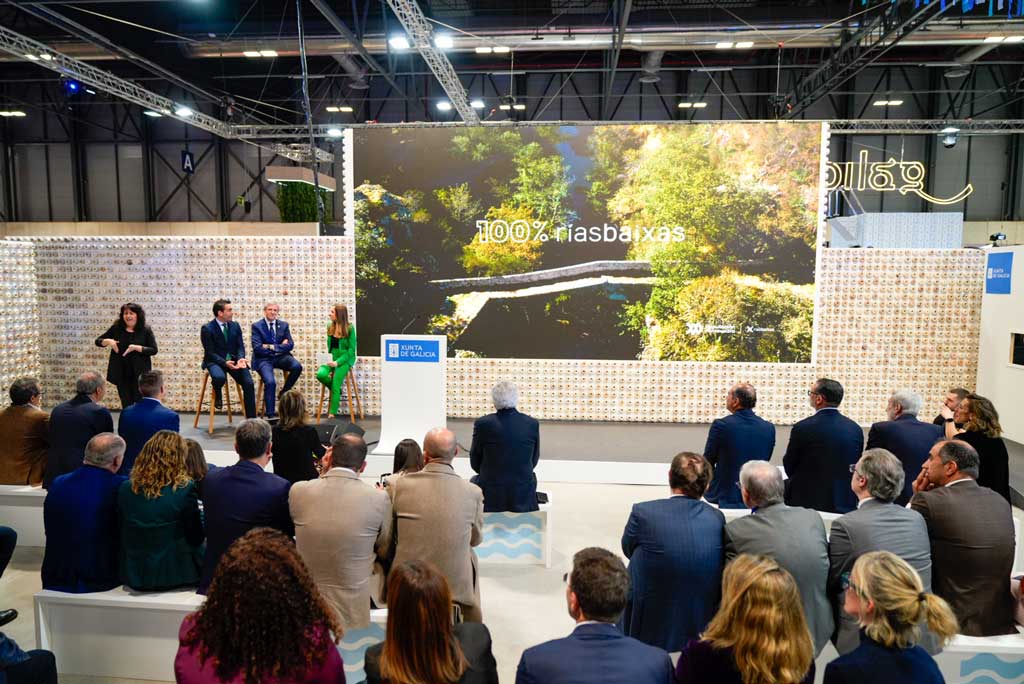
[63,79,81,95]
[243,51,261,57]
[327,128,343,138]
[470,99,485,109]
[886,99,903,106]
[389,35,410,50]
[512,102,526,110]
[326,106,340,112]
[941,131,959,148]
[678,102,693,108]
[691,102,708,108]
[143,110,162,117]
[715,41,733,49]
[983,36,1005,43]
[25,54,39,61]
[475,46,493,54]
[339,105,354,113]
[493,46,511,54]
[436,101,453,111]
[940,126,960,134]
[85,88,96,95]
[259,49,278,57]
[498,103,512,111]
[434,35,454,49]
[12,111,26,117]
[40,53,53,61]
[1005,36,1024,43]
[735,41,754,48]
[174,105,194,117]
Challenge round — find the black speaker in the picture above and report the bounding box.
[314,421,365,445]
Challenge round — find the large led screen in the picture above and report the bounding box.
[353,123,824,362]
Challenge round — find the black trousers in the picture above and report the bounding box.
[5,650,58,684]
[0,526,15,578]
[115,381,142,409]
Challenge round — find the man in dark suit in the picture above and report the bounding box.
[910,439,1017,636]
[725,460,833,656]
[620,453,725,652]
[41,433,127,592]
[43,371,114,489]
[251,303,302,418]
[932,387,968,427]
[866,390,943,505]
[783,378,864,513]
[0,377,49,486]
[198,418,293,593]
[516,547,673,684]
[703,382,775,508]
[829,448,934,654]
[469,381,540,512]
[200,298,256,418]
[117,370,179,476]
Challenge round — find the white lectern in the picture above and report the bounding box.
[372,334,447,455]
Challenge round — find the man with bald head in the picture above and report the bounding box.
[703,382,775,508]
[388,427,485,621]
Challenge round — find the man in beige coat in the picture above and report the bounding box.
[290,432,392,630]
[389,427,485,621]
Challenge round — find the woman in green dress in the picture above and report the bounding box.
[315,303,356,419]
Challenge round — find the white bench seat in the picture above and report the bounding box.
[478,502,552,568]
[0,484,46,547]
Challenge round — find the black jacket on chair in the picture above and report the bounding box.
[470,408,540,512]
[783,408,864,513]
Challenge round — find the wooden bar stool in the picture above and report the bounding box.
[316,367,363,425]
[256,370,290,417]
[192,370,245,435]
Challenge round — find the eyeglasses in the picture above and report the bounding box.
[840,573,863,597]
[807,390,820,396]
[848,464,861,475]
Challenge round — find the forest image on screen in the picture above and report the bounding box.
[353,123,822,362]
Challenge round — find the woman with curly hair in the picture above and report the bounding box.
[175,527,346,684]
[118,430,204,590]
[949,393,1010,502]
[824,550,957,684]
[674,554,814,684]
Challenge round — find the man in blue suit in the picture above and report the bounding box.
[516,547,673,684]
[251,303,302,418]
[42,433,127,592]
[470,381,540,512]
[117,370,179,476]
[200,299,256,418]
[43,371,114,489]
[866,390,943,505]
[198,418,293,593]
[703,382,775,508]
[783,378,864,513]
[620,452,725,652]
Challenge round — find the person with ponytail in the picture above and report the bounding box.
[674,554,815,684]
[824,550,958,684]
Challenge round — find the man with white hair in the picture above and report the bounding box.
[469,381,540,512]
[250,303,302,418]
[866,389,943,505]
[43,371,114,489]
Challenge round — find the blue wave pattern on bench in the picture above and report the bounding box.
[960,653,1024,684]
[479,511,544,561]
[338,622,386,684]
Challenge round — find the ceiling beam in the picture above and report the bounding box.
[602,0,632,121]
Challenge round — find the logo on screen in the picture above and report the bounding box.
[385,339,440,363]
[388,343,399,358]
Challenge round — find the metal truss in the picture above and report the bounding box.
[827,119,1024,134]
[385,0,480,124]
[780,0,956,119]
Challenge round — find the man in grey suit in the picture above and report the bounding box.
[290,432,391,631]
[828,448,934,654]
[725,460,833,655]
[390,427,485,621]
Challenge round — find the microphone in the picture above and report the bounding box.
[400,314,421,334]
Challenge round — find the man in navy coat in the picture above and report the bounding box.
[783,378,865,513]
[200,298,256,418]
[198,418,292,593]
[516,547,673,684]
[250,303,302,418]
[470,381,540,512]
[117,370,179,476]
[43,371,114,489]
[620,452,725,652]
[866,390,943,505]
[703,382,775,508]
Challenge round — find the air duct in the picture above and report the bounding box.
[944,42,999,79]
[334,53,369,89]
[639,50,665,83]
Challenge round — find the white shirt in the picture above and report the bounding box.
[857,496,875,508]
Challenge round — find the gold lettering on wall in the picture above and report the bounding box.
[825,154,973,205]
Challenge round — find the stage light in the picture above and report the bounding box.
[691,102,707,108]
[326,106,340,112]
[1005,36,1024,43]
[940,126,960,134]
[434,34,454,49]
[0,111,26,117]
[327,128,343,137]
[436,101,452,111]
[40,53,53,61]
[259,49,278,57]
[983,36,1005,43]
[174,105,194,117]
[735,41,754,48]
[512,102,526,110]
[470,99,485,109]
[475,46,493,54]
[243,50,261,57]
[940,127,959,148]
[25,54,39,61]
[498,103,511,111]
[63,79,81,95]
[85,88,96,95]
[143,110,163,117]
[389,35,410,50]
[715,41,733,49]
[886,99,903,106]
[339,105,354,113]
[493,46,510,54]
[678,102,692,108]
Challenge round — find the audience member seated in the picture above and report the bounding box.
[198,419,293,594]
[390,427,484,622]
[118,430,204,591]
[0,377,48,486]
[703,383,775,508]
[933,387,968,428]
[675,554,814,684]
[0,631,57,684]
[41,433,126,592]
[866,390,943,505]
[829,448,934,655]
[620,452,725,652]
[470,381,540,512]
[184,439,215,485]
[823,551,957,684]
[948,393,1011,503]
[117,369,180,476]
[783,378,864,513]
[365,560,498,684]
[1,526,16,625]
[291,432,392,630]
[385,438,424,486]
[43,371,113,489]
[175,528,345,684]
[515,547,673,684]
[910,439,1017,636]
[725,460,833,655]
[270,389,325,484]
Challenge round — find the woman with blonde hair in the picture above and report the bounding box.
[118,430,204,590]
[824,550,957,684]
[271,389,326,484]
[675,554,814,684]
[315,303,357,419]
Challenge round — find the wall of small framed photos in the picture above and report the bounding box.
[1,238,984,427]
[0,240,41,396]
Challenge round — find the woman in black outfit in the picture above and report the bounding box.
[95,302,158,408]
[951,392,1011,503]
[271,389,326,484]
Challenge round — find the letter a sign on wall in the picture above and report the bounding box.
[181,150,195,175]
